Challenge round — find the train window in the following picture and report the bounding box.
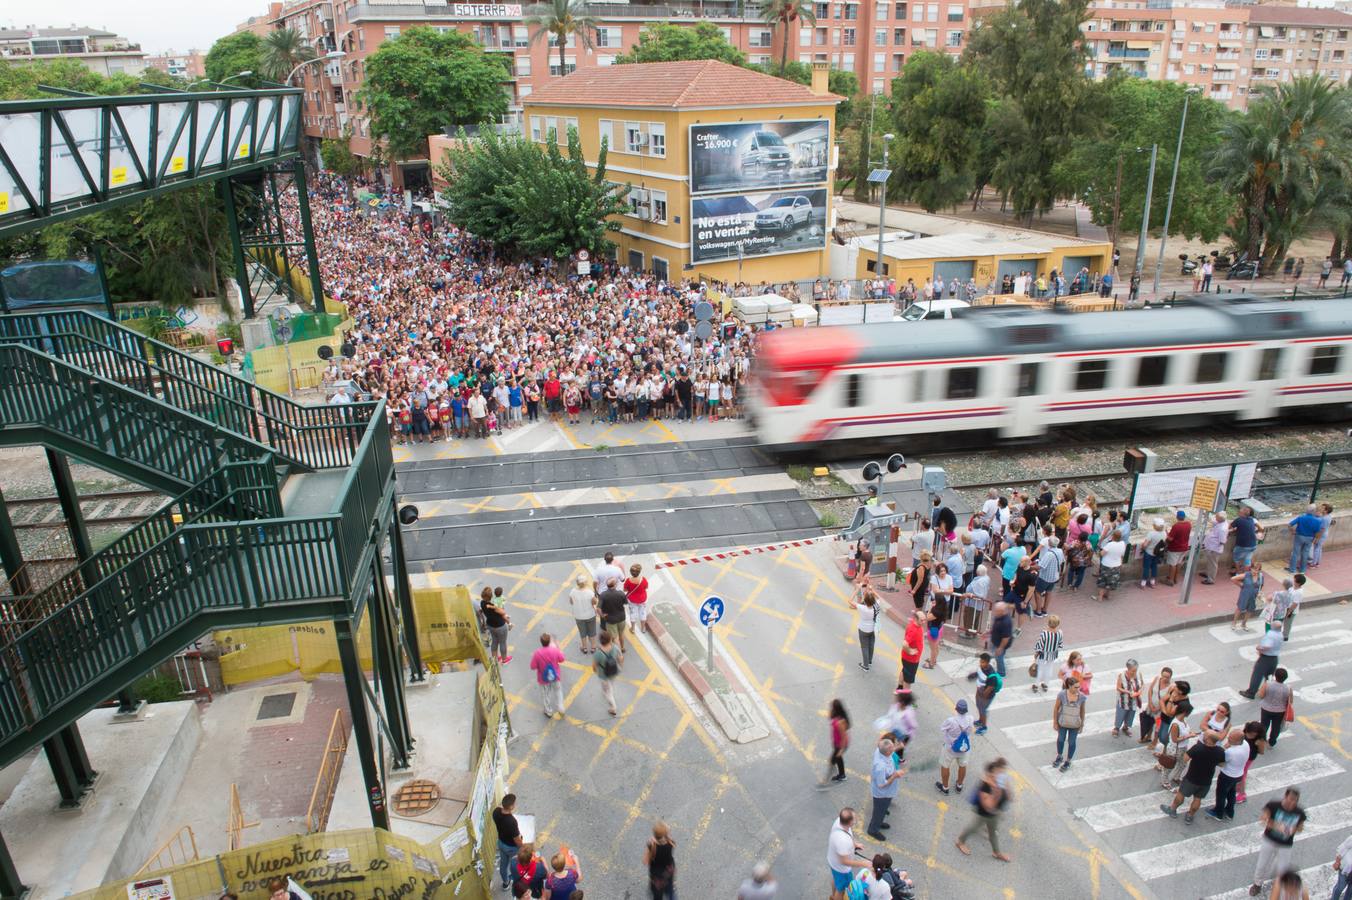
[1257,347,1283,380]
[1016,362,1041,397]
[946,367,981,399]
[845,372,864,407]
[1074,359,1109,392]
[1196,351,1228,383]
[1136,355,1170,388]
[1309,345,1343,376]
[912,370,926,402]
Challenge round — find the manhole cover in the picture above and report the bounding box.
[393,779,441,816]
[257,692,298,720]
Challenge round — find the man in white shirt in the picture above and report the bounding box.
[1200,511,1229,585]
[826,808,869,900]
[592,551,624,596]
[1207,728,1249,821]
[981,489,1000,526]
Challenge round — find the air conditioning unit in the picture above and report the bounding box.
[636,133,650,147]
[636,207,652,221]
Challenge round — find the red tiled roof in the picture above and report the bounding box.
[1245,6,1352,26]
[523,59,842,109]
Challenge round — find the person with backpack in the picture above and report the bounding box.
[1032,538,1064,619]
[868,854,914,900]
[973,652,1002,736]
[1051,675,1087,772]
[592,631,622,716]
[954,758,1012,862]
[935,699,975,796]
[529,633,567,719]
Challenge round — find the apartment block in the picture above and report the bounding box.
[243,0,968,165]
[0,26,146,77]
[145,49,206,80]
[1080,1,1352,110]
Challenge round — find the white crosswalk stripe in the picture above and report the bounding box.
[1239,628,1352,661]
[1123,797,1352,880]
[1037,745,1161,789]
[1071,754,1344,833]
[1205,863,1339,900]
[1000,687,1241,749]
[939,634,1168,678]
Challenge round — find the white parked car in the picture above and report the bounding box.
[754,195,813,232]
[899,298,971,320]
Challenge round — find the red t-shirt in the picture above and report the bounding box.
[623,576,648,604]
[1166,521,1192,552]
[902,621,923,663]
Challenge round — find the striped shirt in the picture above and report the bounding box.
[1033,629,1063,661]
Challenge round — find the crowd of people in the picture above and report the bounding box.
[276,176,770,446]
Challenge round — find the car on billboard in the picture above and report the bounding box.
[754,195,813,232]
[739,131,793,177]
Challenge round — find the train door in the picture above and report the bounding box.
[1243,346,1284,420]
[1002,359,1044,438]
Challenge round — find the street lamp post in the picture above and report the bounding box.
[1153,87,1200,297]
[1134,144,1158,294]
[287,49,345,86]
[869,133,895,285]
[187,70,253,89]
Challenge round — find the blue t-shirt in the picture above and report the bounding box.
[1290,513,1323,538]
[1000,546,1026,581]
[1233,515,1258,549]
[509,386,523,407]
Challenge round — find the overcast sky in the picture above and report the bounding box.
[1,0,264,53]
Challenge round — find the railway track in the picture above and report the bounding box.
[3,489,164,532]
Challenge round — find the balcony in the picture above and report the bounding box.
[348,1,753,22]
[1219,30,1243,41]
[1107,47,1150,58]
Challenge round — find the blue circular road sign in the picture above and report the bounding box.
[699,596,725,627]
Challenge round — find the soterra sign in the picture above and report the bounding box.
[450,3,523,14]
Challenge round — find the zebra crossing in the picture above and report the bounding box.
[978,609,1352,900]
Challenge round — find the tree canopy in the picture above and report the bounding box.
[259,28,317,83]
[1055,78,1231,245]
[438,127,628,258]
[359,26,510,161]
[616,22,748,66]
[762,0,816,76]
[525,0,598,76]
[886,51,990,213]
[204,31,264,86]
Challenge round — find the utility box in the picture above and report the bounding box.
[1123,447,1158,475]
[921,466,947,497]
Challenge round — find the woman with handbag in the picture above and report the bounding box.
[1257,668,1294,747]
[1138,665,1173,745]
[1231,561,1266,632]
[1158,699,1195,790]
[1030,615,1063,693]
[1052,676,1087,772]
[1111,659,1142,737]
[1058,651,1094,696]
[907,552,932,611]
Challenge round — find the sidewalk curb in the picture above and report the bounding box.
[645,614,770,744]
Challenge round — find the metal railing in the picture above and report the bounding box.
[305,709,349,833]
[136,825,199,876]
[227,783,259,851]
[0,311,374,471]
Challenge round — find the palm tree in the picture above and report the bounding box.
[762,0,816,77]
[260,28,317,83]
[1208,77,1352,270]
[525,0,597,79]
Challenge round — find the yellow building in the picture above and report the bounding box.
[518,59,842,284]
[852,231,1114,290]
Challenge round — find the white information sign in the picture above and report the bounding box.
[1133,463,1257,510]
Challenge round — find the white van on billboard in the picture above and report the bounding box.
[689,120,831,195]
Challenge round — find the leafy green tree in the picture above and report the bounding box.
[616,22,747,66]
[761,0,816,76]
[1208,77,1352,269]
[439,127,628,258]
[525,0,598,77]
[260,27,317,82]
[886,51,990,212]
[204,32,263,86]
[359,27,510,161]
[321,131,366,178]
[963,0,1095,220]
[1055,78,1230,245]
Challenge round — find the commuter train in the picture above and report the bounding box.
[748,297,1352,451]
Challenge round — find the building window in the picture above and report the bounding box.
[815,1,829,17]
[817,27,829,44]
[874,52,885,71]
[625,122,643,153]
[1195,351,1228,383]
[384,26,400,41]
[912,3,923,20]
[801,26,813,46]
[595,27,620,47]
[946,367,981,399]
[1310,344,1343,376]
[946,29,962,46]
[876,1,888,18]
[531,116,542,142]
[649,122,665,157]
[1135,355,1170,387]
[549,57,577,76]
[516,55,531,76]
[846,2,858,18]
[597,55,615,65]
[892,52,905,68]
[895,2,907,18]
[875,28,887,45]
[894,27,906,43]
[752,28,773,47]
[927,3,939,21]
[1075,359,1110,391]
[844,28,856,44]
[599,119,614,149]
[652,256,669,282]
[843,52,855,67]
[947,4,963,21]
[513,25,529,46]
[650,189,667,223]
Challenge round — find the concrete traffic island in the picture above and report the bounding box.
[646,599,770,744]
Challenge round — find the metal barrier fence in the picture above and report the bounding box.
[305,709,349,833]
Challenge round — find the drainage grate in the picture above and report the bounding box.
[256,692,298,720]
[393,780,441,816]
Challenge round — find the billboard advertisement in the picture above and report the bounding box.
[690,188,828,264]
[689,119,830,195]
